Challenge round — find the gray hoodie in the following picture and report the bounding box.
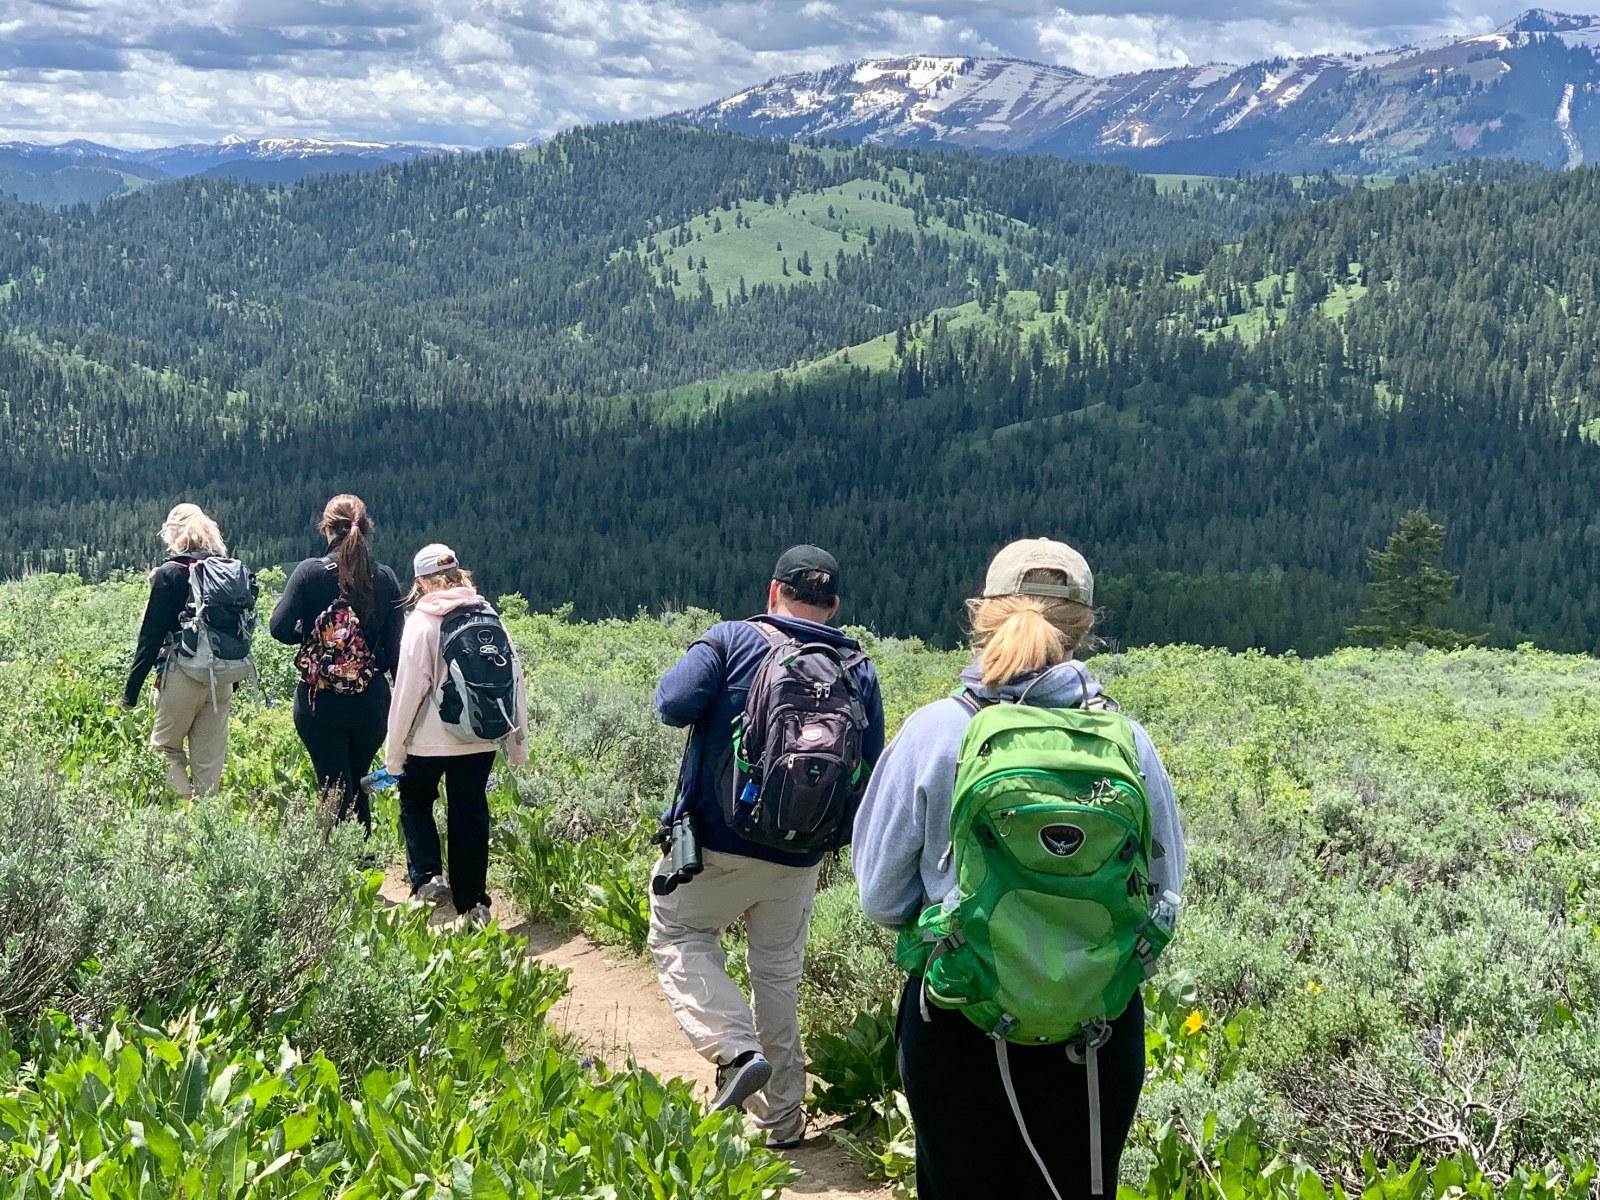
[853,660,1186,928]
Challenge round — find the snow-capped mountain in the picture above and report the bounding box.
[0,135,454,207]
[676,9,1600,175]
[131,135,449,178]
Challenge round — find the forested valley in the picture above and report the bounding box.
[0,123,1593,652]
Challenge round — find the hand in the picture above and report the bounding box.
[117,697,137,711]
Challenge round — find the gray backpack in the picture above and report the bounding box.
[170,557,259,706]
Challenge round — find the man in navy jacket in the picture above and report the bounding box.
[649,546,884,1149]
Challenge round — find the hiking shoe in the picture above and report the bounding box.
[711,1051,772,1113]
[766,1126,805,1151]
[412,875,451,904]
[455,902,492,929]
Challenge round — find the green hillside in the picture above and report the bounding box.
[3,573,1597,1194]
[0,126,1598,654]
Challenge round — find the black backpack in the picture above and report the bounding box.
[170,556,259,698]
[720,619,871,854]
[437,604,521,744]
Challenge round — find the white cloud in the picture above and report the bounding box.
[0,0,1528,147]
[436,22,515,64]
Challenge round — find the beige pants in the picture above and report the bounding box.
[150,666,231,797]
[649,849,822,1139]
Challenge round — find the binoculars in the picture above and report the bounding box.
[651,813,703,895]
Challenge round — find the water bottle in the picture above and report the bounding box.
[360,769,400,795]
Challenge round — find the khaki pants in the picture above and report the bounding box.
[649,849,821,1140]
[150,666,231,797]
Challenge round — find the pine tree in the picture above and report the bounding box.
[1348,510,1478,648]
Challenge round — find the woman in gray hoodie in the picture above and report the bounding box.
[853,537,1185,1200]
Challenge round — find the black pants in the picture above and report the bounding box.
[293,679,390,829]
[397,752,496,911]
[896,976,1145,1200]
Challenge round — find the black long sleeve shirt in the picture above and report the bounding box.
[124,552,209,706]
[268,552,404,679]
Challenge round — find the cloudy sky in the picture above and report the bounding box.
[0,1,1535,148]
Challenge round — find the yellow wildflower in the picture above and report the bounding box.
[1306,979,1323,995]
[1182,1010,1204,1036]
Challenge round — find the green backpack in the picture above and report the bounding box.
[895,688,1177,1196]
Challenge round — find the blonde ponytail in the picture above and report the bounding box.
[966,569,1096,689]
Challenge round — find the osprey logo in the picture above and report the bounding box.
[1039,824,1085,858]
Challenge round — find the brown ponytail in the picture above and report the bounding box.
[966,570,1097,690]
[318,494,374,605]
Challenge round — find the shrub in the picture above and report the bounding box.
[0,767,360,1028]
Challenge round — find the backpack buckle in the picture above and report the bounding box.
[1066,1018,1113,1061]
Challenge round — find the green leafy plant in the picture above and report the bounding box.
[833,1090,916,1199]
[807,1001,900,1128]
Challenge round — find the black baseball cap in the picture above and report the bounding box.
[773,545,840,596]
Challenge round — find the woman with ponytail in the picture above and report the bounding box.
[270,495,403,829]
[852,539,1186,1200]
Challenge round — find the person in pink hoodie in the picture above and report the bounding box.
[385,543,529,925]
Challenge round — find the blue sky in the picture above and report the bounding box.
[0,1,1538,147]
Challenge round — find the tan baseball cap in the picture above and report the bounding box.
[982,538,1094,605]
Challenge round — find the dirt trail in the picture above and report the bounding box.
[380,871,888,1200]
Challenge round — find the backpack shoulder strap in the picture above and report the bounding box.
[1066,661,1120,713]
[952,687,999,717]
[185,557,207,614]
[745,616,793,649]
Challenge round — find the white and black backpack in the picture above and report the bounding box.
[436,604,522,745]
[170,556,259,706]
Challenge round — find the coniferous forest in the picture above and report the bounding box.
[0,123,1595,652]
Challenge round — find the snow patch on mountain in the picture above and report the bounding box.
[1557,81,1583,166]
[1187,65,1235,90]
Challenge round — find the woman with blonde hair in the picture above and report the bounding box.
[122,503,233,797]
[385,544,528,923]
[270,494,403,829]
[853,538,1186,1200]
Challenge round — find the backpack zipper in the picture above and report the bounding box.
[965,768,1140,808]
[988,800,1139,842]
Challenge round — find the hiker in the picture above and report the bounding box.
[269,495,403,829]
[384,544,528,924]
[121,502,257,798]
[649,546,886,1149]
[853,538,1186,1200]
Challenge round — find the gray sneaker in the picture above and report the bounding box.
[711,1051,772,1112]
[412,875,451,905]
[766,1116,806,1151]
[455,902,493,929]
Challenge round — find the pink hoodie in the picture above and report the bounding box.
[385,587,530,774]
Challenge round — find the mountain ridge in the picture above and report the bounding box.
[0,135,456,208]
[675,9,1600,175]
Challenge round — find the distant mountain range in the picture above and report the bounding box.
[0,136,452,207]
[676,8,1600,175]
[10,7,1600,208]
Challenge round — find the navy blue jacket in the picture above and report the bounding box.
[654,615,887,868]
